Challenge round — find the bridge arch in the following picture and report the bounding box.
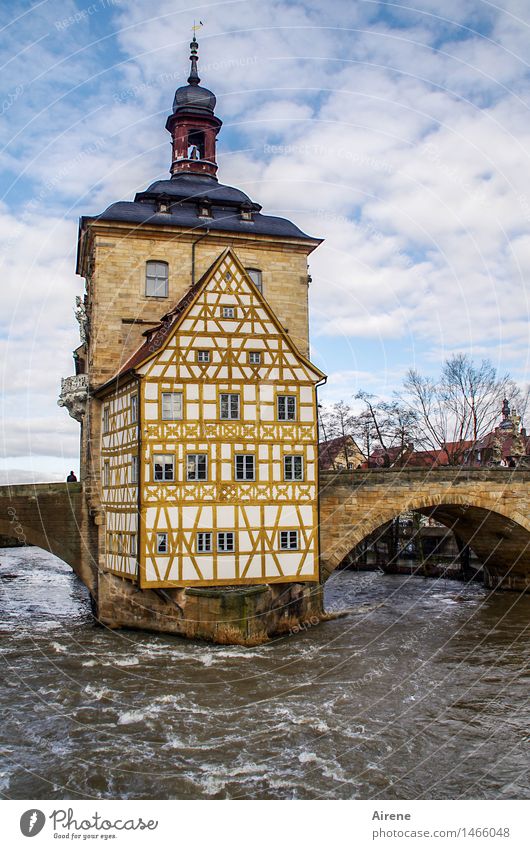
[319,470,530,592]
[0,483,96,594]
[0,517,79,572]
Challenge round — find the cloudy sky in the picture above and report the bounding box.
[1,0,530,483]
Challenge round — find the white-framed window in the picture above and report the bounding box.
[156,532,168,554]
[280,530,299,550]
[131,455,139,484]
[131,394,138,423]
[197,350,210,363]
[222,306,235,318]
[103,405,110,433]
[196,532,212,553]
[187,453,208,481]
[248,351,261,365]
[220,393,240,420]
[217,532,235,552]
[103,460,110,487]
[278,395,297,421]
[117,533,124,555]
[246,268,262,293]
[145,261,169,297]
[153,454,175,481]
[161,391,183,420]
[284,455,304,481]
[235,454,255,481]
[130,533,137,557]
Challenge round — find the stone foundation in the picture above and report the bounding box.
[95,571,324,645]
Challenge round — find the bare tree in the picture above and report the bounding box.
[349,407,374,460]
[354,392,418,466]
[319,401,357,469]
[402,354,520,465]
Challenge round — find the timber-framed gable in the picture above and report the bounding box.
[95,248,325,588]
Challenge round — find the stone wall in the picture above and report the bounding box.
[84,223,315,386]
[97,574,324,645]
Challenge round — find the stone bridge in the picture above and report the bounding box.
[0,482,97,594]
[0,469,528,644]
[319,468,530,591]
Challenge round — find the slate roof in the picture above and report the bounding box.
[88,174,319,242]
[137,175,255,206]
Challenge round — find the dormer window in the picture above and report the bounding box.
[198,200,212,218]
[157,200,171,214]
[240,203,253,222]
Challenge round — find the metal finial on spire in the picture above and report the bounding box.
[188,33,200,85]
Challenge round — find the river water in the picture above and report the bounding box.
[0,547,528,800]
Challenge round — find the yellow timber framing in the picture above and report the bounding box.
[99,377,140,581]
[104,248,325,387]
[139,503,319,587]
[96,247,325,589]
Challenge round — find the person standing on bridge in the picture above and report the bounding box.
[66,471,77,482]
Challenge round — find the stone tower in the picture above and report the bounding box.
[58,37,325,642]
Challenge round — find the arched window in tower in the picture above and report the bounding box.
[246,268,263,294]
[145,261,169,297]
[187,130,206,160]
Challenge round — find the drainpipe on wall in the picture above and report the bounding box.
[315,376,328,587]
[191,229,210,285]
[136,374,142,584]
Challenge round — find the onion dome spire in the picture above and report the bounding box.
[188,35,200,85]
[165,32,222,178]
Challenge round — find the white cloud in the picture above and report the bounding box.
[2,0,530,483]
[0,468,66,486]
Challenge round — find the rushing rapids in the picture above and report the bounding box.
[0,547,528,800]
